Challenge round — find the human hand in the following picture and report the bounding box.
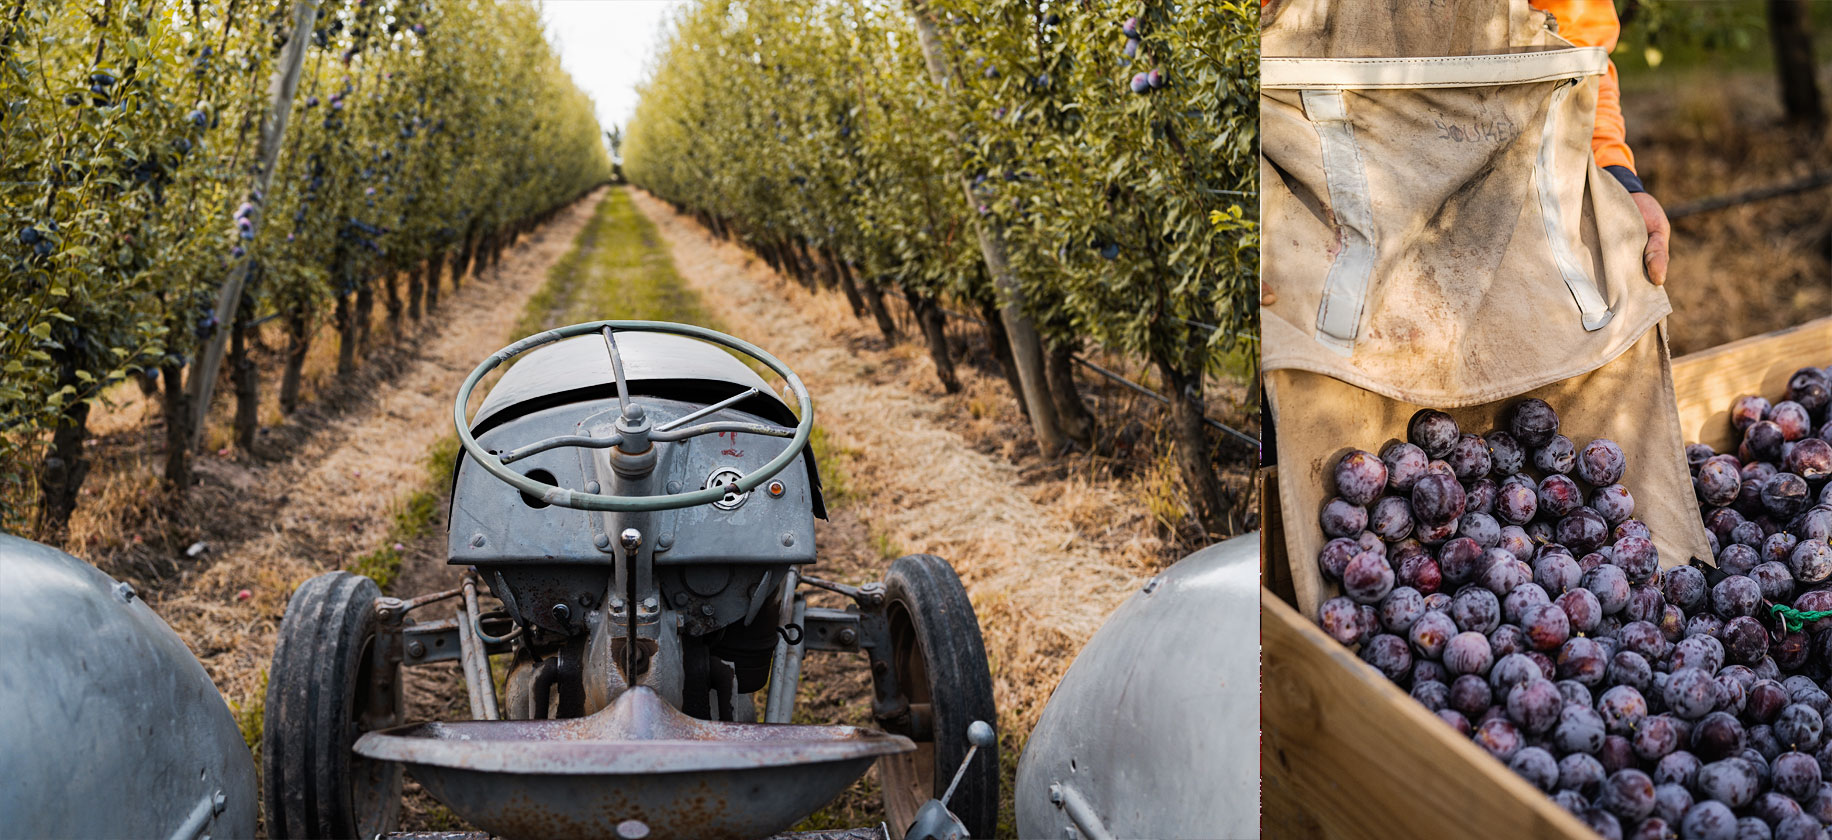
[1631,191,1670,286]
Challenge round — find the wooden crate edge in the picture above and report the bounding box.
[1261,587,1594,839]
[1671,315,1832,453]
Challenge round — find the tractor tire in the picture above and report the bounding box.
[262,571,402,839]
[876,554,998,839]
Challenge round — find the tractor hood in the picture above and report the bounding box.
[471,332,796,436]
[461,330,824,518]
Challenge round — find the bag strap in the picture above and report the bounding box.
[1301,90,1378,354]
[1263,48,1608,90]
[1533,81,1616,331]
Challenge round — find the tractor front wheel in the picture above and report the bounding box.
[262,571,403,839]
[874,554,998,839]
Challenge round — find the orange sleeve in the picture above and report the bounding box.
[1531,0,1636,172]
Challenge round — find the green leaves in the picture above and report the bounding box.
[624,0,1257,376]
[1,0,609,517]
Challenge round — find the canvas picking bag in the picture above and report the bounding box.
[1260,0,1714,619]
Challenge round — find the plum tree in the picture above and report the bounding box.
[621,0,1258,536]
[1,0,610,533]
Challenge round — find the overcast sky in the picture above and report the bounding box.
[539,0,686,135]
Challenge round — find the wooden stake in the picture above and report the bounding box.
[186,0,317,448]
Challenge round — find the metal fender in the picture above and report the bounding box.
[1016,532,1261,840]
[0,534,257,840]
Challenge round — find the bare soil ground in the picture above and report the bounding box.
[1624,71,1832,354]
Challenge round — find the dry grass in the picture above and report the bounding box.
[1623,70,1832,355]
[156,200,597,692]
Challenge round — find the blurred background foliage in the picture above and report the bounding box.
[1594,0,1831,364]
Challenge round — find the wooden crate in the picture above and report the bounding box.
[1671,316,1832,454]
[1260,316,1832,839]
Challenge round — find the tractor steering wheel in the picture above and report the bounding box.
[453,320,813,512]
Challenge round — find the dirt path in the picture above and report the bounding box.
[1623,72,1832,355]
[141,189,608,731]
[626,190,1170,746]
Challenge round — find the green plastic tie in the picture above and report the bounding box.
[1770,603,1832,633]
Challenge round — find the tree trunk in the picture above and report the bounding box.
[355,280,375,358]
[1770,0,1827,127]
[828,247,867,317]
[490,230,507,268]
[281,307,311,414]
[904,290,960,393]
[407,260,424,321]
[335,291,357,375]
[979,299,1027,419]
[1044,341,1095,450]
[231,317,259,452]
[33,358,91,539]
[764,242,786,276]
[457,226,479,282]
[769,240,793,282]
[161,357,192,491]
[775,240,802,285]
[861,275,899,342]
[802,240,833,291]
[383,269,403,335]
[228,261,262,452]
[907,1,1064,455]
[803,242,824,288]
[788,240,812,286]
[1156,350,1231,537]
[181,0,315,451]
[471,233,488,277]
[814,244,839,292]
[426,251,444,310]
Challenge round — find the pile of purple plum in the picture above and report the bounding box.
[1314,387,1832,840]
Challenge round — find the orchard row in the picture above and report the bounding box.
[1,0,612,532]
[620,0,1259,534]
